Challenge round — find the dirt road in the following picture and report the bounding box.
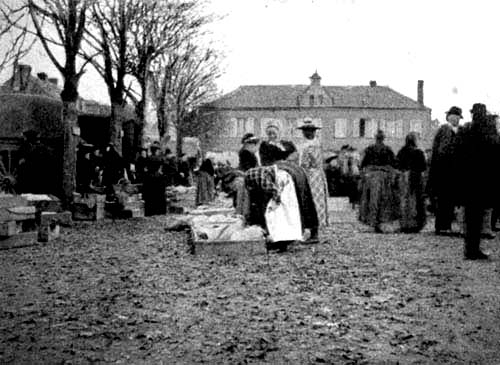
[1,214,499,364]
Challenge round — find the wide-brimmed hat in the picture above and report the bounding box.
[297,118,321,130]
[470,103,487,116]
[241,133,259,144]
[445,106,463,118]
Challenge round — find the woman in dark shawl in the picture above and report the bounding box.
[195,158,216,206]
[358,129,399,232]
[396,132,427,233]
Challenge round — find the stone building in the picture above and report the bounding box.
[0,64,138,176]
[199,72,435,159]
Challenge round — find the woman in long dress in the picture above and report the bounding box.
[298,118,329,241]
[358,129,399,232]
[396,132,427,233]
[195,158,216,206]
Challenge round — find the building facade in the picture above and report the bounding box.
[199,72,434,159]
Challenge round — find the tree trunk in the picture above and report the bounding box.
[61,100,78,208]
[110,101,126,155]
[135,99,146,149]
[175,110,183,157]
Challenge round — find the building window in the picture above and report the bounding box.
[319,95,324,105]
[410,120,423,136]
[395,120,404,138]
[334,118,347,138]
[359,118,366,137]
[244,117,255,134]
[309,95,314,106]
[387,120,396,138]
[225,117,238,137]
[237,118,245,135]
[366,119,377,139]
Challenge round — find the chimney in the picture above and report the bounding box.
[417,80,424,105]
[14,64,32,91]
[369,80,377,87]
[37,72,47,81]
[48,78,58,86]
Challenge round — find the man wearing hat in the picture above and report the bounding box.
[427,106,463,235]
[455,103,497,259]
[298,118,328,240]
[239,133,260,172]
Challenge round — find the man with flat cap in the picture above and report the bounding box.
[427,106,463,235]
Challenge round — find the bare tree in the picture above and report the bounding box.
[125,0,208,149]
[81,0,139,159]
[0,2,35,75]
[153,43,222,155]
[3,0,93,204]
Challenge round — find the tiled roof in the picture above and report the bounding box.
[0,75,61,100]
[0,94,64,139]
[205,84,429,110]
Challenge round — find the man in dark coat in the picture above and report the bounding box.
[427,106,462,235]
[456,103,498,260]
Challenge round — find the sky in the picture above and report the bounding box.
[2,0,499,121]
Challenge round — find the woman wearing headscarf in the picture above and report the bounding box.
[259,124,287,166]
[396,132,427,233]
[298,118,329,241]
[358,129,399,232]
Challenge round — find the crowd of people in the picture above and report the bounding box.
[67,102,498,260]
[358,103,499,260]
[217,103,499,260]
[76,141,198,216]
[221,119,329,252]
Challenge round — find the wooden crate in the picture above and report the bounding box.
[0,231,38,250]
[187,228,266,255]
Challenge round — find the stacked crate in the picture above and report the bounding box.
[0,194,72,249]
[72,193,106,220]
[166,186,196,213]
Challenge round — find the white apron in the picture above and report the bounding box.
[265,167,302,242]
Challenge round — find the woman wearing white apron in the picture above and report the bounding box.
[265,165,302,250]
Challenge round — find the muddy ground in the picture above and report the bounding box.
[1,213,500,364]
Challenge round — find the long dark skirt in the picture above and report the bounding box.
[195,171,215,206]
[399,170,426,232]
[143,173,167,216]
[358,166,401,227]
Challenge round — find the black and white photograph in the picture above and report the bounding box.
[1,0,500,363]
